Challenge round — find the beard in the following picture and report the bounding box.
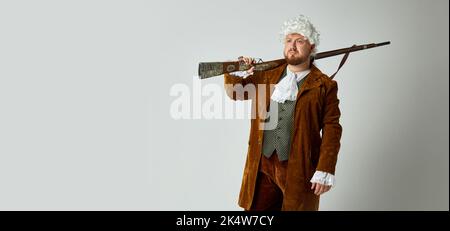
[284,51,308,65]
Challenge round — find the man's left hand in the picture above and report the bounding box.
[311,183,331,195]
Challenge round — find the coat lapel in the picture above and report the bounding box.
[262,63,288,114]
[296,64,323,99]
[259,63,324,122]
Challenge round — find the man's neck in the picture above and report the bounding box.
[287,59,311,73]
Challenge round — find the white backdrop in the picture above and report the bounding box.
[0,0,448,210]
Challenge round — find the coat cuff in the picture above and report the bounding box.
[310,171,336,187]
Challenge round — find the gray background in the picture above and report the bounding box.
[0,0,448,210]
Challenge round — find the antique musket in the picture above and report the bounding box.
[198,41,390,79]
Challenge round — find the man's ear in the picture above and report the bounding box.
[310,44,316,53]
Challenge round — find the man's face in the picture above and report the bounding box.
[283,33,315,65]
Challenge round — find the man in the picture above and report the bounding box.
[224,15,342,211]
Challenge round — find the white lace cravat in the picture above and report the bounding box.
[270,68,310,103]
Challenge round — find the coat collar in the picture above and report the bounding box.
[259,62,325,133]
[297,64,324,98]
[269,63,324,99]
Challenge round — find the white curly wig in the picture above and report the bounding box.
[280,15,320,55]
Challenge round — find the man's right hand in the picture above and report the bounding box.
[238,56,256,76]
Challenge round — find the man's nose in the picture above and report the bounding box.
[289,44,297,51]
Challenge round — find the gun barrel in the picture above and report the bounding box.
[315,41,390,59]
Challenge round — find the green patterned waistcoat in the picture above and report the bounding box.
[262,69,308,161]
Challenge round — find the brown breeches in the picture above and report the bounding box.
[248,150,288,211]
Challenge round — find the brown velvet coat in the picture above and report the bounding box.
[224,63,342,211]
